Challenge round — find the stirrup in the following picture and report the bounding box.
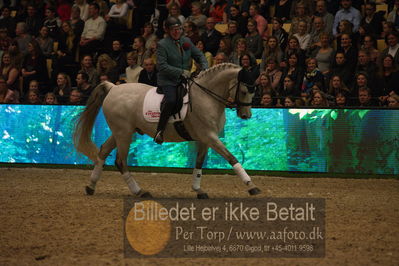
[154,131,164,145]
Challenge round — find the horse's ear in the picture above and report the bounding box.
[237,68,244,82]
[238,66,259,93]
[252,65,260,81]
[238,68,250,84]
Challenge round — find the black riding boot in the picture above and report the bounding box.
[154,103,174,144]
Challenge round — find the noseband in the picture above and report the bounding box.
[233,83,255,107]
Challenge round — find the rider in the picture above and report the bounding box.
[154,16,208,144]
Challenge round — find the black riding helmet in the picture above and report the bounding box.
[165,16,182,29]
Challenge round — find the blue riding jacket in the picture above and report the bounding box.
[156,36,208,87]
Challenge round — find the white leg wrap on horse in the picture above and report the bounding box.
[122,172,141,194]
[89,158,105,188]
[192,168,202,191]
[233,163,251,185]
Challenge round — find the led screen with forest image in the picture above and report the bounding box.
[1,105,398,175]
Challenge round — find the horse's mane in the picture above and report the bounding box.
[196,63,241,80]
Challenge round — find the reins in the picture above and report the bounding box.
[187,77,254,109]
[189,78,239,108]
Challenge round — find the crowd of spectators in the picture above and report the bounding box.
[0,0,398,108]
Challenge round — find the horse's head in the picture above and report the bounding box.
[232,67,258,119]
[194,63,258,119]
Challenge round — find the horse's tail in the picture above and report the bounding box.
[73,82,113,162]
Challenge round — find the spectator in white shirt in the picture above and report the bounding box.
[380,31,399,66]
[79,2,106,57]
[72,0,90,21]
[105,0,129,31]
[293,20,311,51]
[125,51,143,83]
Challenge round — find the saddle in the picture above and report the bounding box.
[143,82,190,123]
[156,79,188,116]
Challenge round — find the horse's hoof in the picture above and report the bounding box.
[85,186,95,195]
[139,191,153,198]
[248,187,261,196]
[197,193,209,199]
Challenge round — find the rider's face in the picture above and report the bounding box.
[169,26,182,40]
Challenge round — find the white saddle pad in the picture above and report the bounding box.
[143,87,189,123]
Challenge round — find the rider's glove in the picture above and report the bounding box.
[182,70,191,79]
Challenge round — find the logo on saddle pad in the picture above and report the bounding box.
[143,87,189,123]
[145,110,160,119]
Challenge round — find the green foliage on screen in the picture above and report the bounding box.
[1,105,399,175]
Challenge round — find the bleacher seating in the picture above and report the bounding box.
[2,1,397,108]
[282,23,291,33]
[127,9,133,30]
[376,4,388,18]
[215,23,228,34]
[377,39,387,52]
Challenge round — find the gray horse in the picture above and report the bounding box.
[73,63,261,198]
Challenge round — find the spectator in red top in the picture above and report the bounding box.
[209,0,227,23]
[57,0,72,22]
[248,3,268,39]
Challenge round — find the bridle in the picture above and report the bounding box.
[233,77,256,107]
[186,69,255,109]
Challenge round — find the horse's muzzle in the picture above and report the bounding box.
[240,114,251,119]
